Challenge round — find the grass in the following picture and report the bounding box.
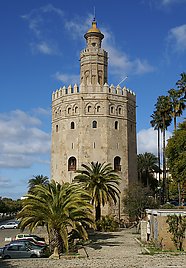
[141,240,186,255]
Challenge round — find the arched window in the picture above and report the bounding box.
[88,105,92,113]
[71,122,75,129]
[68,157,76,171]
[92,120,97,128]
[110,106,114,114]
[97,106,101,112]
[68,107,71,114]
[114,156,121,172]
[118,107,122,115]
[75,106,78,114]
[115,121,118,130]
[56,125,58,132]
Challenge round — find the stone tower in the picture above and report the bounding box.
[51,19,137,215]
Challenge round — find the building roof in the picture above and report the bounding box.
[87,19,101,34]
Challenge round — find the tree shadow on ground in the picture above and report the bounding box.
[87,230,123,250]
[0,259,14,268]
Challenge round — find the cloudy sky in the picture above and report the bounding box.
[0,0,186,199]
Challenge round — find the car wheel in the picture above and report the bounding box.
[1,227,5,230]
[30,254,38,258]
[3,255,11,259]
[13,226,17,229]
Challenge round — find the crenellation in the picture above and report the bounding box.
[52,83,136,101]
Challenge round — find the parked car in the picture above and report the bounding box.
[2,243,47,259]
[15,233,45,242]
[6,239,47,249]
[0,247,3,257]
[0,221,19,229]
[14,236,46,246]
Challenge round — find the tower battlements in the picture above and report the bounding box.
[52,83,135,101]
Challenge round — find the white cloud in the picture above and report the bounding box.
[32,107,51,116]
[30,41,60,55]
[104,43,155,76]
[147,0,186,8]
[54,72,79,85]
[168,24,186,53]
[137,128,172,156]
[160,0,186,6]
[22,4,64,55]
[64,14,92,40]
[0,109,51,169]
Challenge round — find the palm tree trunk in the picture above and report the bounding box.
[178,181,181,206]
[54,229,64,256]
[95,202,101,222]
[158,128,161,182]
[174,116,177,131]
[162,128,167,203]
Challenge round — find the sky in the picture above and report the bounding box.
[0,0,186,199]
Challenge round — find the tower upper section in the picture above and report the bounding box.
[80,19,108,87]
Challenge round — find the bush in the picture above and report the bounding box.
[166,214,186,251]
[96,215,119,232]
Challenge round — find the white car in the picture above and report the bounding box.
[0,221,19,229]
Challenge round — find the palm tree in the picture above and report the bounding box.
[74,162,121,222]
[150,111,163,183]
[168,88,185,130]
[28,175,49,193]
[176,72,186,101]
[137,153,159,190]
[152,96,172,203]
[18,180,94,256]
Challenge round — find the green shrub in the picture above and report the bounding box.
[96,215,119,232]
[166,214,186,251]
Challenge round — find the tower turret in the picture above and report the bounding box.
[80,19,108,87]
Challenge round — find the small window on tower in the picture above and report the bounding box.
[92,121,97,128]
[56,125,59,132]
[71,122,75,129]
[97,106,101,112]
[92,43,96,47]
[114,156,121,172]
[115,121,118,129]
[68,157,76,171]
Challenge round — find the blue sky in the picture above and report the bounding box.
[0,0,186,199]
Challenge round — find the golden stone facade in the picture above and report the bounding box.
[51,19,137,216]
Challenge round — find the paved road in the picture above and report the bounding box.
[0,228,186,268]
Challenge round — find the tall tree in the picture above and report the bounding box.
[150,111,163,182]
[28,175,49,193]
[18,180,94,255]
[137,152,159,190]
[74,162,120,222]
[123,183,159,221]
[176,72,186,101]
[168,88,185,130]
[153,96,172,203]
[166,120,186,205]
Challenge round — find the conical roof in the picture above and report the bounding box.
[84,19,104,40]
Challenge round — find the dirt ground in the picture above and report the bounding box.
[0,228,186,268]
